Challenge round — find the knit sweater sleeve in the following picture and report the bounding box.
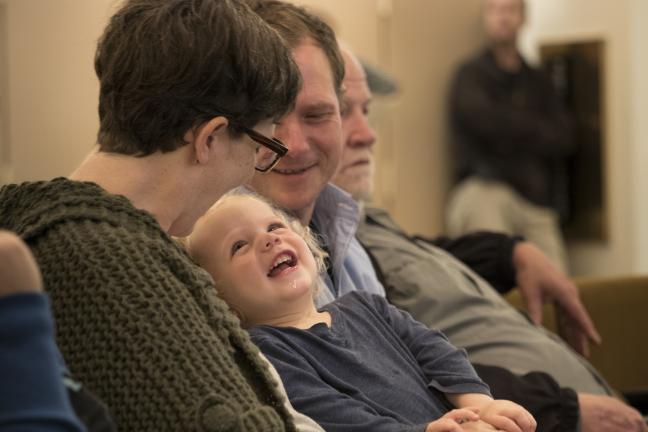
[34,221,290,432]
[0,293,85,432]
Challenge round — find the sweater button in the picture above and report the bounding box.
[198,396,239,432]
[200,404,238,431]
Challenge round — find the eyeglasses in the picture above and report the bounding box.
[237,125,288,172]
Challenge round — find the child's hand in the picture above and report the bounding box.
[478,399,536,432]
[425,408,480,432]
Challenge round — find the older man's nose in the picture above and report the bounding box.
[347,115,377,149]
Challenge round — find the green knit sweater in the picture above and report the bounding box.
[0,178,296,432]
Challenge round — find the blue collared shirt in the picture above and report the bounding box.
[310,184,385,306]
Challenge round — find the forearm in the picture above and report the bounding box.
[447,393,494,410]
[0,293,85,432]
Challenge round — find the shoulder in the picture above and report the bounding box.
[333,291,390,318]
[249,325,320,366]
[1,178,164,246]
[250,325,304,348]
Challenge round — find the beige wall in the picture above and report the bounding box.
[0,2,9,183]
[293,0,381,64]
[631,0,648,273]
[4,0,116,183]
[520,0,648,276]
[384,0,483,235]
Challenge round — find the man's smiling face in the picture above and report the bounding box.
[248,40,342,224]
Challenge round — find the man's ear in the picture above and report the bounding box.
[193,116,229,164]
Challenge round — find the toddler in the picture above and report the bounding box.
[188,193,536,432]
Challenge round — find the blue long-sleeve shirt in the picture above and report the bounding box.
[250,292,490,432]
[0,293,85,432]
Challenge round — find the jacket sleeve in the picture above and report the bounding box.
[473,363,579,432]
[414,232,522,294]
[0,293,85,432]
[33,224,288,432]
[450,63,573,159]
[364,294,491,397]
[254,334,427,432]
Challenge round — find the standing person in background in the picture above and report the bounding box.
[0,0,304,430]
[447,0,573,272]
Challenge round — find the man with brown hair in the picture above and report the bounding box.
[0,0,304,430]
[246,0,345,231]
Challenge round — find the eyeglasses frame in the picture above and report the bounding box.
[235,124,288,172]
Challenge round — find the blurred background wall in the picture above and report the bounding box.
[0,0,646,277]
[518,0,648,275]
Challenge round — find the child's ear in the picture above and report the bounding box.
[194,116,229,164]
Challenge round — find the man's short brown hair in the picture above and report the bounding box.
[245,0,344,96]
[95,0,301,155]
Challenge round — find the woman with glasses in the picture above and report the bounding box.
[0,0,304,430]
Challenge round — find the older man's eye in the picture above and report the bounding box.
[231,240,247,256]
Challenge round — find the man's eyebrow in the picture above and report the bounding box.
[301,101,337,112]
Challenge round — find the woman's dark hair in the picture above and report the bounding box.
[95,0,301,155]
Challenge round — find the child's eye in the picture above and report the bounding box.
[231,240,247,256]
[268,222,285,232]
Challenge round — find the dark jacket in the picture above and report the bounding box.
[450,48,573,214]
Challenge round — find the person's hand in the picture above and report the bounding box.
[579,393,647,432]
[478,399,536,432]
[425,408,480,432]
[513,241,601,356]
[0,231,43,297]
[459,420,498,431]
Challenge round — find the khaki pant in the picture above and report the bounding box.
[447,177,569,273]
